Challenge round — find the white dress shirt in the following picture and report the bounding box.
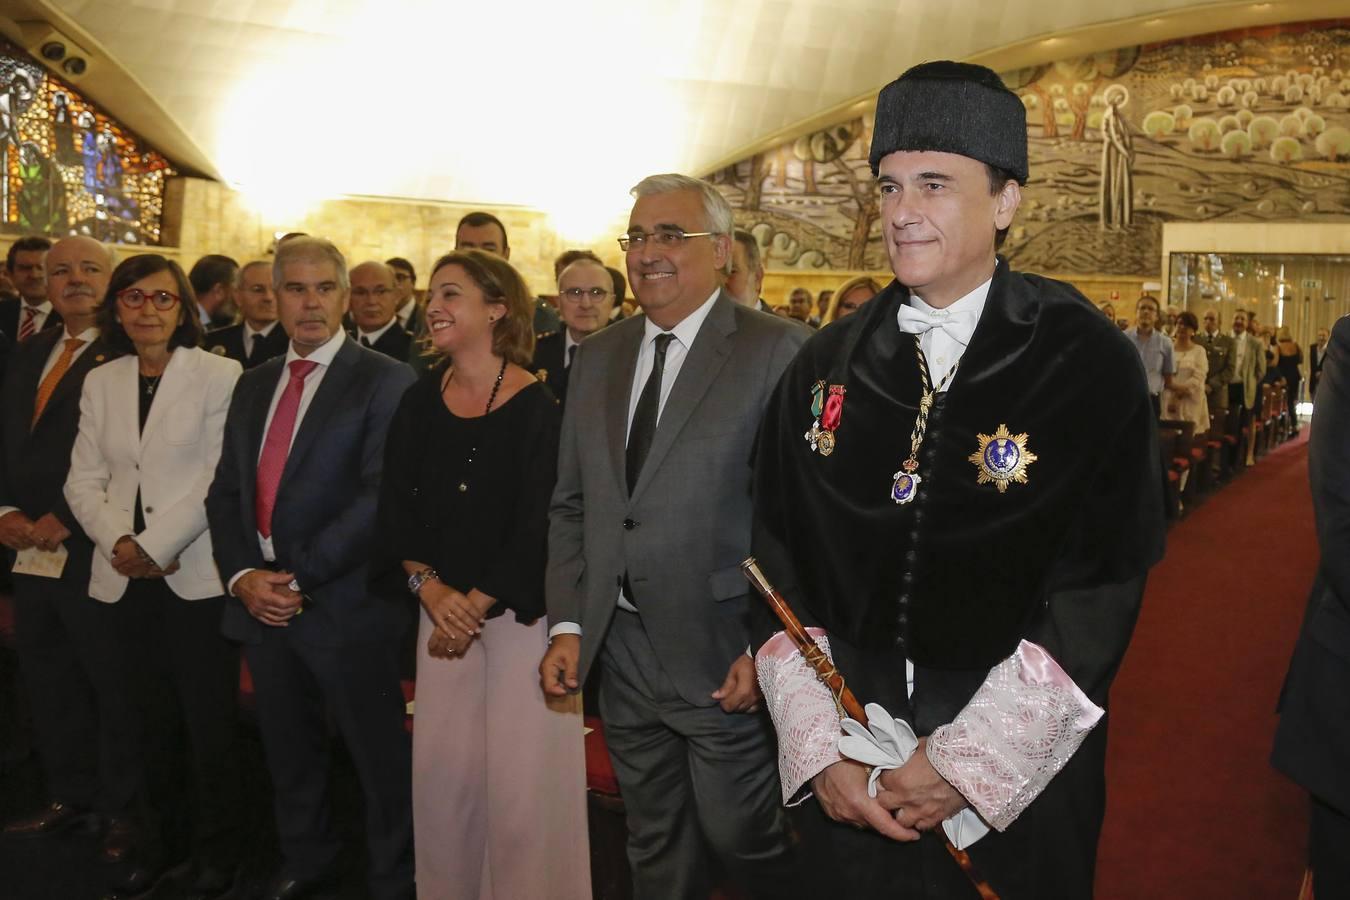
[357,318,398,347]
[0,326,101,522]
[244,320,279,357]
[902,276,993,380]
[549,289,720,639]
[18,299,55,334]
[227,330,345,593]
[1231,331,1248,383]
[395,298,416,330]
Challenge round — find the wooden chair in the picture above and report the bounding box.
[1158,425,1184,519]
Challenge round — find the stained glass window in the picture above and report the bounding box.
[0,37,174,244]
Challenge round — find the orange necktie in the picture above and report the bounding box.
[32,338,85,426]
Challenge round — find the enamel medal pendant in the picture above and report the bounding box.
[891,459,920,504]
[804,381,846,457]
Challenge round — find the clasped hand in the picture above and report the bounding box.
[0,510,70,552]
[234,569,303,627]
[419,580,488,659]
[812,738,967,841]
[111,535,179,579]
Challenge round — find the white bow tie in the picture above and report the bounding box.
[896,304,978,347]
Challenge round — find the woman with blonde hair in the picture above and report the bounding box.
[373,249,590,899]
[1277,325,1304,434]
[822,274,884,324]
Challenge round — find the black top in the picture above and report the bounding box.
[373,372,560,622]
[134,371,160,533]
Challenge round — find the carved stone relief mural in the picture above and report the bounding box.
[710,20,1350,277]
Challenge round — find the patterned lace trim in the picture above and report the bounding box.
[755,630,843,805]
[926,648,1099,831]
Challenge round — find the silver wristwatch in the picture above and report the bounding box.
[408,568,439,596]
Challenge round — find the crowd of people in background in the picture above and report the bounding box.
[1110,292,1321,436]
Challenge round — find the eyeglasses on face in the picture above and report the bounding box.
[560,286,613,303]
[618,228,716,252]
[116,288,180,310]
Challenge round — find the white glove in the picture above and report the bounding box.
[838,702,991,850]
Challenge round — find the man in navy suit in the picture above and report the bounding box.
[206,237,415,900]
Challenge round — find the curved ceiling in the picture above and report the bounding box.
[27,0,1349,234]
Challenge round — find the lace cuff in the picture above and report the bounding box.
[754,628,843,804]
[925,640,1104,832]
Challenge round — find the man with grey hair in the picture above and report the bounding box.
[540,173,808,899]
[0,237,122,858]
[204,260,287,369]
[207,236,416,900]
[726,229,771,313]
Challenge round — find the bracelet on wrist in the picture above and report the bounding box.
[408,567,440,597]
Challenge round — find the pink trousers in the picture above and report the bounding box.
[412,613,591,900]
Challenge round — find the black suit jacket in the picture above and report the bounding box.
[206,338,416,646]
[0,329,118,582]
[529,331,572,408]
[352,325,412,363]
[0,297,62,343]
[203,322,289,370]
[1273,315,1350,815]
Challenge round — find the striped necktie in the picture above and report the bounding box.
[18,305,37,340]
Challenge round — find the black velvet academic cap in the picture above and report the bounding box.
[868,60,1029,184]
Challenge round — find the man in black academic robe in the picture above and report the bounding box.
[749,62,1165,900]
[529,256,616,410]
[203,261,287,370]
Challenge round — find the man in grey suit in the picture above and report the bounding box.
[540,173,807,900]
[1198,307,1235,411]
[1229,309,1266,416]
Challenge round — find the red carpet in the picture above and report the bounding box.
[1096,436,1316,899]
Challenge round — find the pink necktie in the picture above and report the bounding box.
[255,359,318,537]
[18,306,37,340]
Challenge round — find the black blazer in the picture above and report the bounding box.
[351,325,412,363]
[1273,315,1350,815]
[529,331,572,408]
[203,322,289,370]
[206,338,416,646]
[0,297,62,344]
[0,328,117,555]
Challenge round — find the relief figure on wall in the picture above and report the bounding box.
[1099,84,1135,230]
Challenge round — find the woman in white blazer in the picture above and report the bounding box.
[64,254,243,900]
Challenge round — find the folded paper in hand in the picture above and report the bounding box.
[13,544,68,578]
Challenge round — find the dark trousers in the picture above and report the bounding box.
[243,629,412,900]
[115,580,242,867]
[1149,393,1161,418]
[1311,795,1350,897]
[12,571,130,813]
[598,610,802,900]
[1228,383,1248,423]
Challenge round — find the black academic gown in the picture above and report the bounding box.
[353,324,413,362]
[751,261,1166,899]
[529,331,571,409]
[203,322,289,370]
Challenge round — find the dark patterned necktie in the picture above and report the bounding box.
[625,333,674,495]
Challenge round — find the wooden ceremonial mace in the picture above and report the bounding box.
[741,557,1001,900]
